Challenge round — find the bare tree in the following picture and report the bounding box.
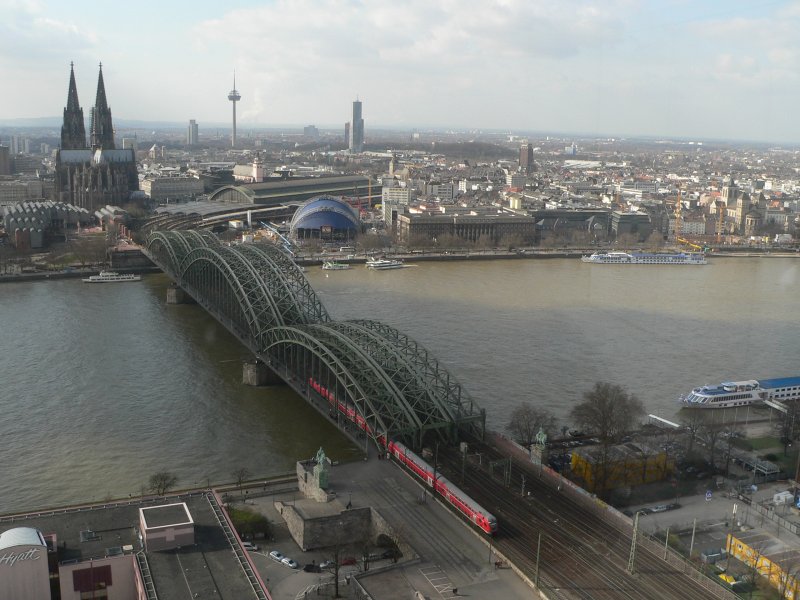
[149,471,178,496]
[233,467,251,500]
[774,402,800,456]
[570,383,645,499]
[680,410,706,456]
[699,421,726,470]
[506,402,556,447]
[570,382,645,445]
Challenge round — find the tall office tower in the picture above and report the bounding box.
[344,122,350,145]
[61,62,86,150]
[187,119,199,145]
[227,73,241,148]
[519,143,535,174]
[10,135,21,155]
[90,63,115,150]
[349,99,364,152]
[0,146,10,175]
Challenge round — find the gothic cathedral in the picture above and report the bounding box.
[55,63,138,211]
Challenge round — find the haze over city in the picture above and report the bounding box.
[3,0,800,144]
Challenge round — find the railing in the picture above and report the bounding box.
[205,492,270,600]
[135,551,159,600]
[754,502,800,535]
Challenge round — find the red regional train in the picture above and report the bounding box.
[309,377,498,535]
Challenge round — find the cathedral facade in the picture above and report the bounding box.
[55,64,139,211]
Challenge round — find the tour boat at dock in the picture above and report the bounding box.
[366,258,405,270]
[680,377,800,409]
[82,271,141,283]
[582,251,706,265]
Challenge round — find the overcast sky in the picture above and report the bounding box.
[3,0,800,143]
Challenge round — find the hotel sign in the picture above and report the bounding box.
[0,548,42,567]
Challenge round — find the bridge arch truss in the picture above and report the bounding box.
[144,231,484,449]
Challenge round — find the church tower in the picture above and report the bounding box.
[60,62,87,150]
[90,63,116,150]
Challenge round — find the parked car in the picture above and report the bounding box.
[269,550,285,563]
[242,542,258,551]
[281,557,299,569]
[319,560,334,569]
[340,556,356,566]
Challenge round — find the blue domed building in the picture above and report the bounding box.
[289,195,361,241]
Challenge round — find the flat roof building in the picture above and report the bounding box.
[0,493,267,600]
[209,175,378,207]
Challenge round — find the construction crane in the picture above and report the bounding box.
[677,237,703,251]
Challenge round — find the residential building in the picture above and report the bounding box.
[140,175,205,202]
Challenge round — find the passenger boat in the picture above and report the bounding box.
[581,251,706,265]
[680,377,800,409]
[82,270,142,283]
[321,261,351,271]
[366,258,404,270]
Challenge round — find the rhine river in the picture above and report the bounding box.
[1,256,798,513]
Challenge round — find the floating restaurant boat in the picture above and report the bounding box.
[82,270,142,283]
[581,251,707,265]
[680,377,800,409]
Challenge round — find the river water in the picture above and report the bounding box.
[1,257,798,512]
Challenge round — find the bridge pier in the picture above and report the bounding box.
[242,360,284,386]
[166,284,196,305]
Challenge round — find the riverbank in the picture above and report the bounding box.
[0,265,162,284]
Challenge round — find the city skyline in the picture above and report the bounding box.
[3,0,800,144]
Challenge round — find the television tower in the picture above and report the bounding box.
[227,72,241,148]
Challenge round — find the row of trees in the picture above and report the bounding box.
[146,467,252,497]
[507,382,644,447]
[507,382,646,499]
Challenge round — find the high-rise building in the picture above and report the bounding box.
[227,73,241,148]
[10,135,22,155]
[349,99,364,152]
[519,143,534,174]
[303,125,319,139]
[0,146,10,175]
[344,122,350,146]
[187,119,199,145]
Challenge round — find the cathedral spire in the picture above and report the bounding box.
[90,62,115,150]
[61,62,87,150]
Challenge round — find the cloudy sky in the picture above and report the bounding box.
[3,0,800,143]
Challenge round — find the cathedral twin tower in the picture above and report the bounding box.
[56,63,138,210]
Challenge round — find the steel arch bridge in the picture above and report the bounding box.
[144,231,485,450]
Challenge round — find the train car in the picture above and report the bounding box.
[388,441,497,535]
[308,378,497,534]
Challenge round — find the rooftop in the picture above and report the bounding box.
[0,493,263,599]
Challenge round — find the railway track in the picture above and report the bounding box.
[436,437,724,600]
